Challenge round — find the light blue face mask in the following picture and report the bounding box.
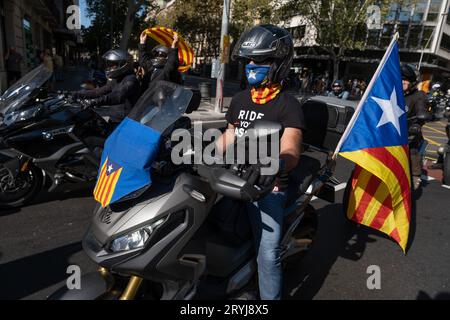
[245,64,270,87]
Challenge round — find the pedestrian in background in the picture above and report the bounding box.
[54,52,64,81]
[42,49,55,89]
[5,46,23,86]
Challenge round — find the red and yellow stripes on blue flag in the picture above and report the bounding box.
[94,157,123,208]
[144,27,195,73]
[335,33,412,252]
[341,146,411,251]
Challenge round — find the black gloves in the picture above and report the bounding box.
[81,98,102,109]
[241,163,277,196]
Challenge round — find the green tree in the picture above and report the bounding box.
[157,0,223,60]
[83,0,159,53]
[230,0,277,41]
[156,0,279,61]
[276,0,391,80]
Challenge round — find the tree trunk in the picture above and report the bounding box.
[120,0,139,50]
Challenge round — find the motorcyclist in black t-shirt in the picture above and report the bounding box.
[401,63,430,190]
[72,49,140,124]
[138,30,182,92]
[216,24,305,300]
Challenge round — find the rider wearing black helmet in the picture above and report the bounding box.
[72,49,140,124]
[401,63,429,190]
[138,31,182,92]
[216,24,305,300]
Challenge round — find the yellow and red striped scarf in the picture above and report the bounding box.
[251,84,282,105]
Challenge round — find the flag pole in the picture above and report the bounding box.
[332,32,400,160]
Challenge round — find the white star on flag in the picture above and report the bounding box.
[372,87,405,136]
[107,165,113,174]
[248,70,257,80]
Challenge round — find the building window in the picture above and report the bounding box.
[440,33,450,52]
[426,0,443,22]
[380,24,395,48]
[386,3,400,22]
[366,29,380,47]
[421,26,435,48]
[23,17,34,69]
[412,0,428,22]
[399,0,413,22]
[407,25,422,49]
[398,24,409,48]
[447,5,450,24]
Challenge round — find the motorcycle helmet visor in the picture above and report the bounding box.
[105,60,126,72]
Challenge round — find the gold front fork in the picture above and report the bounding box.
[119,276,144,300]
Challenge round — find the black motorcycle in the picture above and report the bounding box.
[0,65,111,208]
[428,91,447,120]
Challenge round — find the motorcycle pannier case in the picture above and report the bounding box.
[300,96,356,151]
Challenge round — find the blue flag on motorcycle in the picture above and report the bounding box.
[93,117,161,207]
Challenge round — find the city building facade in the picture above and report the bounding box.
[283,0,450,90]
[0,0,81,94]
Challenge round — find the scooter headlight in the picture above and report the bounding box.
[109,217,167,252]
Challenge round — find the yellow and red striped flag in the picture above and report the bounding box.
[334,33,412,252]
[144,27,195,73]
[94,157,123,208]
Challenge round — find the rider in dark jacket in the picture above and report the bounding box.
[402,63,429,190]
[72,49,140,124]
[138,30,182,92]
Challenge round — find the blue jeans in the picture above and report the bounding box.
[246,190,287,300]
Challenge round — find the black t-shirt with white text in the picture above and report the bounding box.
[225,90,306,137]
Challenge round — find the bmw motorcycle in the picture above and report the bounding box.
[0,65,111,208]
[49,81,337,300]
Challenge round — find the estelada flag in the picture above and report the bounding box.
[334,33,412,252]
[93,117,161,208]
[144,27,195,73]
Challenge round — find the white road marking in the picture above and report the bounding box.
[442,185,450,190]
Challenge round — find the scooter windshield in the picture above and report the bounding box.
[127,80,192,132]
[0,65,53,116]
[93,81,193,207]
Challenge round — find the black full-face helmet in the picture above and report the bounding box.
[232,24,294,84]
[401,63,419,86]
[102,49,133,79]
[151,45,171,68]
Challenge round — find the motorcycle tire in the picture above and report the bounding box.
[0,164,43,209]
[443,153,450,185]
